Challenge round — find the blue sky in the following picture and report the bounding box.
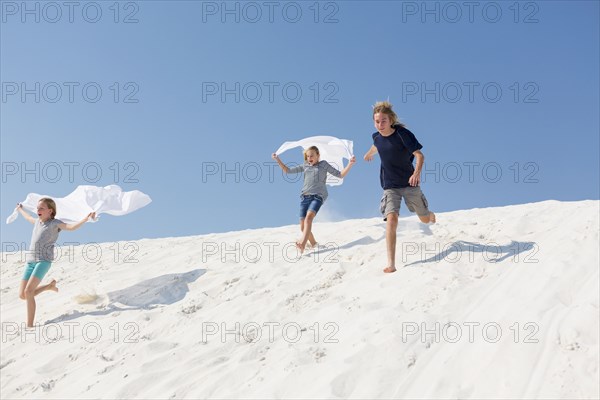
[1,0,599,247]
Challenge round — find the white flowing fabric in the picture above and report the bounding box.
[6,185,152,224]
[275,136,354,186]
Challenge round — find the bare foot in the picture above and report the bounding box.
[48,279,58,292]
[296,241,306,254]
[429,212,436,224]
[383,266,397,273]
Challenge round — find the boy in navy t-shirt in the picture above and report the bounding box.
[364,101,436,274]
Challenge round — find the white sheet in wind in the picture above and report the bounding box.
[6,185,152,224]
[275,135,354,186]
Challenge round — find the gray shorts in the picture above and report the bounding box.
[380,187,430,220]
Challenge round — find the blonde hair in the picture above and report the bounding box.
[303,146,320,161]
[373,101,406,128]
[39,197,57,219]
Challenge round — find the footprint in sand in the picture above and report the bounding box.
[240,345,270,362]
[39,379,56,392]
[98,364,118,375]
[331,369,361,398]
[313,348,326,363]
[285,269,346,310]
[208,356,229,367]
[223,277,241,291]
[181,303,202,314]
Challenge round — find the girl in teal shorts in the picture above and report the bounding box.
[15,198,95,327]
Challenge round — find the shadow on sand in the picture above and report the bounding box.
[45,269,206,324]
[403,240,538,267]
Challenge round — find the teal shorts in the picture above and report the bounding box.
[22,261,52,281]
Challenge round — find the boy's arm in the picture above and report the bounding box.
[16,204,36,224]
[272,153,290,173]
[58,212,96,231]
[340,156,356,178]
[364,145,378,162]
[409,150,425,186]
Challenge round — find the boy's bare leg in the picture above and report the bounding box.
[418,212,436,224]
[384,213,399,273]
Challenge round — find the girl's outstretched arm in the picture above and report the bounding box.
[272,153,290,173]
[340,156,356,178]
[16,204,36,224]
[59,212,96,231]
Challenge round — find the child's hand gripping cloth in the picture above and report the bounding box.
[275,135,354,186]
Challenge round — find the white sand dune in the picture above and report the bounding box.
[1,200,598,399]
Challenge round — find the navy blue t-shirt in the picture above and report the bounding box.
[372,125,423,189]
